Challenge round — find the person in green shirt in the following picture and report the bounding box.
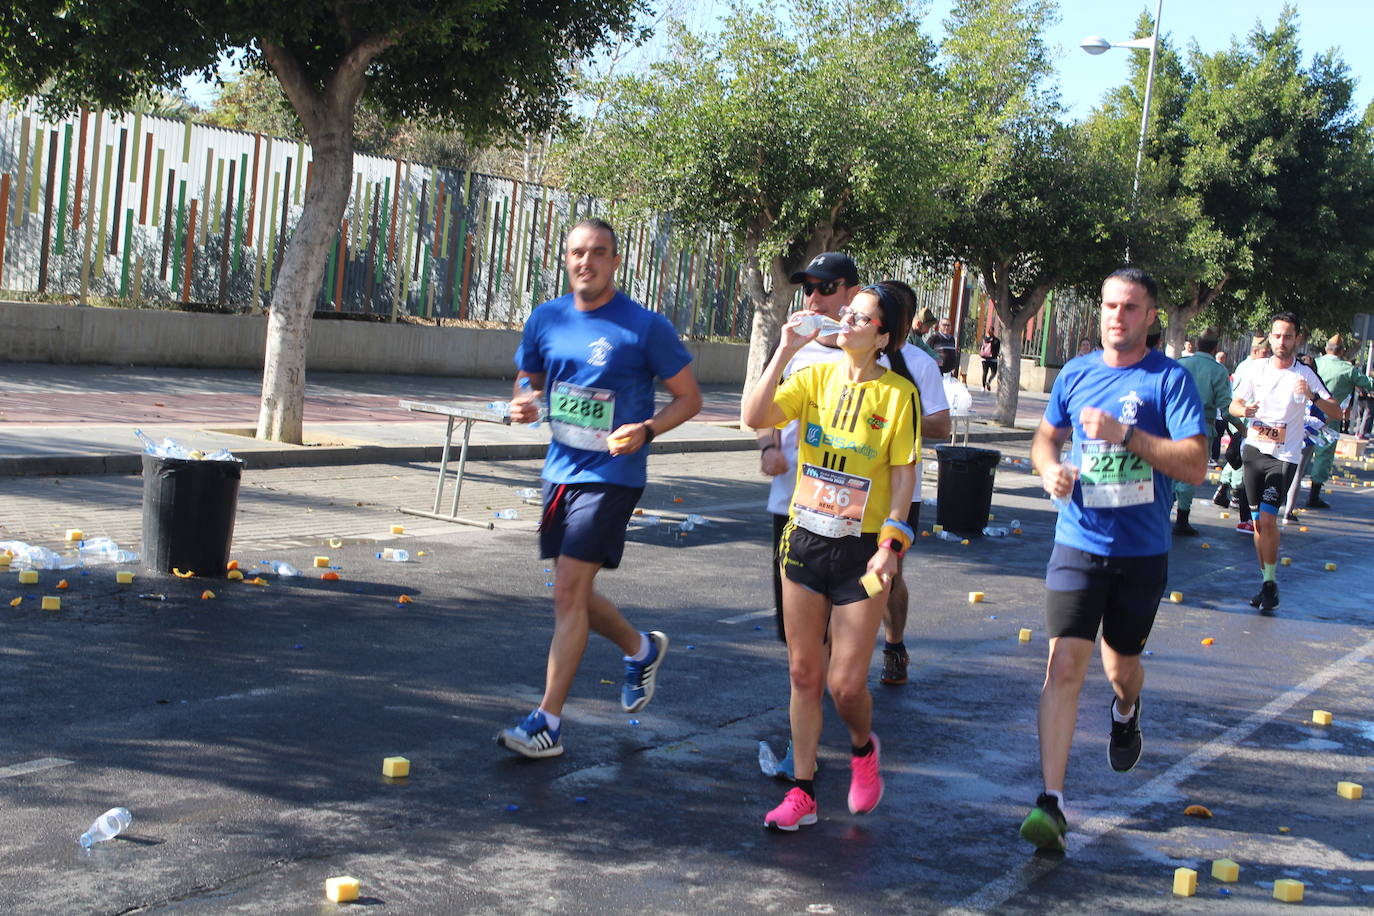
[1308,334,1374,507]
[1174,336,1238,535]
[909,307,939,361]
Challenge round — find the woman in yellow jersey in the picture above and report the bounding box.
[742,285,920,831]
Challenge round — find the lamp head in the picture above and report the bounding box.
[1080,35,1112,55]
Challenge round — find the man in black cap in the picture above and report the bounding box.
[757,252,862,646]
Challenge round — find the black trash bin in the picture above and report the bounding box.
[935,445,1000,535]
[141,453,243,576]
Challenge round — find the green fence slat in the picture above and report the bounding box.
[54,123,72,256]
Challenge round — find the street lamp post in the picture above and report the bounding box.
[1082,0,1163,261]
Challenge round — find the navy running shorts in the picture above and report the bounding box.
[539,481,644,569]
[1241,444,1297,517]
[779,522,880,606]
[1044,544,1167,655]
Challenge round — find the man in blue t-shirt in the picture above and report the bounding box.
[1019,268,1208,853]
[496,218,702,759]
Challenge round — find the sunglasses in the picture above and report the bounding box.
[838,307,881,329]
[802,278,845,296]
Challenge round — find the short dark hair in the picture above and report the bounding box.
[569,217,618,255]
[1104,266,1159,304]
[1270,311,1301,334]
[1196,337,1219,355]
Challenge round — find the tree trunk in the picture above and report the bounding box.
[255,127,353,443]
[1162,278,1225,358]
[985,278,1048,427]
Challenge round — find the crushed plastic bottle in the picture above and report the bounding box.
[76,537,139,566]
[935,529,963,542]
[133,429,191,459]
[1049,462,1079,512]
[494,509,519,520]
[79,807,132,848]
[0,540,77,570]
[515,487,541,504]
[758,740,779,776]
[637,515,661,527]
[380,548,410,562]
[1304,415,1338,448]
[982,526,1010,537]
[262,560,302,577]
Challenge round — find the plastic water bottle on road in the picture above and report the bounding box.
[263,560,302,577]
[494,509,519,520]
[380,548,410,562]
[79,807,132,848]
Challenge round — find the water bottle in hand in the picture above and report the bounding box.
[1049,463,1078,512]
[79,807,132,848]
[795,313,843,337]
[517,377,542,429]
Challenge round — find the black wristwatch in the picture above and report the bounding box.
[1120,425,1135,447]
[642,422,656,444]
[880,538,905,556]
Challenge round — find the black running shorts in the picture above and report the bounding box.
[1241,444,1297,517]
[779,523,879,606]
[1044,544,1167,655]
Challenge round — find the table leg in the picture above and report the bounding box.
[449,418,475,518]
[432,416,455,514]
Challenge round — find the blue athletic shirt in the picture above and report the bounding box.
[1044,349,1207,556]
[515,290,693,487]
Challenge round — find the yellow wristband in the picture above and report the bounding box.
[879,523,912,554]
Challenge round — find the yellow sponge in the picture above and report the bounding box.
[18,570,38,584]
[116,571,134,584]
[1018,628,1032,643]
[325,876,360,902]
[1272,878,1303,902]
[1281,556,1291,566]
[1211,859,1239,882]
[968,591,984,603]
[41,596,60,611]
[1172,867,1197,896]
[382,756,410,778]
[1312,709,1332,725]
[65,529,83,542]
[1337,781,1362,800]
[314,556,330,568]
[1324,562,1337,571]
[390,524,404,534]
[860,571,883,597]
[0,554,11,567]
[1169,591,1183,603]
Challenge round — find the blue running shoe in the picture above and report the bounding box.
[622,631,669,712]
[497,710,563,758]
[775,741,796,781]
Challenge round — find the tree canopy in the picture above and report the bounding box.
[0,0,642,441]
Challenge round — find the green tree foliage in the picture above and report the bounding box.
[565,0,945,388]
[0,0,641,442]
[924,0,1126,425]
[1090,6,1374,351]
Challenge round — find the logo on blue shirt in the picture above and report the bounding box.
[805,423,822,446]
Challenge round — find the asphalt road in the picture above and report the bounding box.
[1,450,1371,914]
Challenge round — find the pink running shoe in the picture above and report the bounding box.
[1236,520,1255,534]
[848,732,884,814]
[764,787,817,831]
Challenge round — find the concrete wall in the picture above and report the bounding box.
[0,301,749,383]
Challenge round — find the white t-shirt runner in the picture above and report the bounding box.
[766,340,946,516]
[1232,360,1331,465]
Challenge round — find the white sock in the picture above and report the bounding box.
[538,708,561,732]
[1113,701,1136,723]
[1046,789,1065,809]
[627,632,651,661]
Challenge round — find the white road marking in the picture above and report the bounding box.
[717,608,773,624]
[0,757,74,779]
[946,634,1374,914]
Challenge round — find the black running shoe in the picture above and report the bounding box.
[1257,580,1279,613]
[1211,484,1231,508]
[1172,520,1199,537]
[1019,792,1068,852]
[1108,697,1142,772]
[879,647,909,685]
